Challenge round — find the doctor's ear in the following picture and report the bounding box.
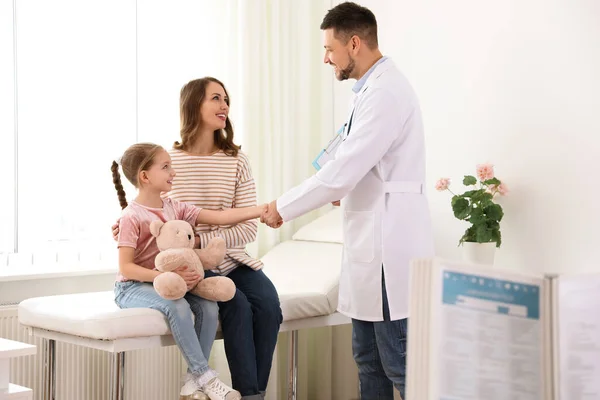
[349,35,360,52]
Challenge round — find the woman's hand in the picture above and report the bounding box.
[173,266,202,290]
[260,200,283,228]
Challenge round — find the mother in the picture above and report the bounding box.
[171,77,282,400]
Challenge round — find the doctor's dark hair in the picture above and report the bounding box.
[111,143,164,210]
[320,2,378,49]
[176,77,240,157]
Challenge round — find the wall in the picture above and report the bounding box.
[333,0,600,274]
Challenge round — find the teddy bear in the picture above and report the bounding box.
[149,219,236,302]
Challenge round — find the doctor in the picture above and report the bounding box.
[262,2,434,399]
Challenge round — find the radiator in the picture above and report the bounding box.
[0,305,187,400]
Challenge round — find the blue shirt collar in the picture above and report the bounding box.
[352,56,388,93]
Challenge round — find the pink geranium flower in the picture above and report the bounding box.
[476,163,494,181]
[488,182,509,196]
[496,182,508,195]
[435,178,451,191]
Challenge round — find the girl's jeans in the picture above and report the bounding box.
[114,281,218,376]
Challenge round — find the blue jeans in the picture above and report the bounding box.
[352,272,407,400]
[205,266,282,397]
[114,281,219,376]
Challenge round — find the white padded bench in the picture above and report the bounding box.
[18,209,348,400]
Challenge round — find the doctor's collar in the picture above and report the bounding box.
[352,56,388,94]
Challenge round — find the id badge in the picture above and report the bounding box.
[312,124,345,170]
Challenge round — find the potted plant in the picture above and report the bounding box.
[435,163,508,265]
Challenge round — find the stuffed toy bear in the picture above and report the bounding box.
[149,219,236,302]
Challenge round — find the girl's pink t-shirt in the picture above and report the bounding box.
[116,198,201,281]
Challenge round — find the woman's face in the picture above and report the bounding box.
[200,81,229,131]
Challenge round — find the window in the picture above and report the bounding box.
[136,1,228,145]
[15,0,136,263]
[2,0,239,267]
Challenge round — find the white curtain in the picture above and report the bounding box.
[204,1,362,399]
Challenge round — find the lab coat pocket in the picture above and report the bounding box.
[344,210,375,263]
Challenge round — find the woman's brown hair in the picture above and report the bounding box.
[111,143,164,210]
[175,77,241,157]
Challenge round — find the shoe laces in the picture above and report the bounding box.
[205,378,230,396]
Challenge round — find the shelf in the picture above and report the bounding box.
[0,383,33,400]
[0,339,36,360]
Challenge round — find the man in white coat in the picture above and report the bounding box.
[262,2,434,399]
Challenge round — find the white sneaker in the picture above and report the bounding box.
[180,373,209,400]
[202,377,241,400]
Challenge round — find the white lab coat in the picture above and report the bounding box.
[277,58,434,322]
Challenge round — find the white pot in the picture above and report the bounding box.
[461,242,497,265]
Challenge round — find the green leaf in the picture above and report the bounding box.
[452,198,470,220]
[491,229,502,247]
[484,204,504,222]
[468,207,485,225]
[463,175,477,186]
[483,178,501,186]
[459,226,476,245]
[471,190,491,203]
[475,224,493,243]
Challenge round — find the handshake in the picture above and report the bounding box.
[260,201,283,229]
[258,199,340,229]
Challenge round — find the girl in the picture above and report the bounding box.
[111,142,265,400]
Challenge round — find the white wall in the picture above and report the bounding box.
[333,0,600,274]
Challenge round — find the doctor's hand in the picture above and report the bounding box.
[260,200,283,229]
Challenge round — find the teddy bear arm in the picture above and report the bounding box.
[155,249,187,272]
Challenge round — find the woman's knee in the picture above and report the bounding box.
[220,289,252,320]
[254,292,282,324]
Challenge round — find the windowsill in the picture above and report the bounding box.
[0,264,117,283]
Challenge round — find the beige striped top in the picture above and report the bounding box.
[164,148,263,275]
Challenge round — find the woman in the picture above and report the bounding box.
[168,77,282,400]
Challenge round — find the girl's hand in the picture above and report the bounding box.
[174,266,202,290]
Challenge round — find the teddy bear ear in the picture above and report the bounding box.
[149,220,164,238]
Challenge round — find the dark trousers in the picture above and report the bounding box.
[352,271,408,399]
[206,266,282,397]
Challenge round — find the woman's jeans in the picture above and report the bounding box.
[114,281,219,376]
[205,266,283,397]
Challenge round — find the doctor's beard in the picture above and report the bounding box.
[335,57,355,81]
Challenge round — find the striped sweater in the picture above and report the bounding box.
[165,148,263,275]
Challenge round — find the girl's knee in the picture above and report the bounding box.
[163,298,192,320]
[204,300,219,320]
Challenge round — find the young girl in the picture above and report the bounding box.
[111,142,265,400]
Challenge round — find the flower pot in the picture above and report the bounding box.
[461,242,496,265]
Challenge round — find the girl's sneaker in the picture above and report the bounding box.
[201,377,241,400]
[180,373,209,400]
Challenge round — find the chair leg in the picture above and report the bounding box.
[287,330,298,400]
[110,352,125,400]
[42,338,56,400]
